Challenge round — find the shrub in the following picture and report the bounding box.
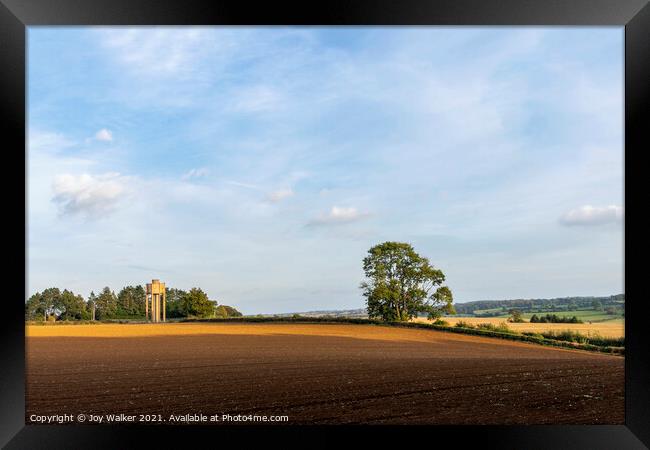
[585,333,625,348]
[528,332,545,340]
[523,330,624,348]
[495,322,515,333]
[454,320,475,329]
[537,330,589,344]
[475,322,516,334]
[433,319,449,326]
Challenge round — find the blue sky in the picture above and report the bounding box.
[28,27,624,314]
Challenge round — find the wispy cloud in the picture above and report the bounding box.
[94,128,113,142]
[225,181,261,190]
[181,167,209,180]
[560,205,623,226]
[308,206,370,226]
[97,28,213,77]
[29,130,76,153]
[51,172,129,219]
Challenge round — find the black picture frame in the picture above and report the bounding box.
[1,0,647,448]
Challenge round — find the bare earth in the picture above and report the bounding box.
[26,323,624,425]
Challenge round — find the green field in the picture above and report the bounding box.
[473,308,623,323]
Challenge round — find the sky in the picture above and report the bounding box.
[27,27,624,314]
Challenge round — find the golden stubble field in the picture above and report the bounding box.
[26,322,624,425]
[411,317,625,338]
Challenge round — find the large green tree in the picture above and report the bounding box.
[94,287,118,320]
[117,285,146,317]
[360,242,454,321]
[25,288,88,321]
[58,289,89,320]
[182,288,216,318]
[165,287,188,318]
[25,289,57,321]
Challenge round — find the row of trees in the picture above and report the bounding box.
[455,295,624,315]
[25,286,242,321]
[529,314,582,324]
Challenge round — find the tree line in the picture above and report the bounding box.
[25,286,242,321]
[454,294,625,315]
[529,314,582,324]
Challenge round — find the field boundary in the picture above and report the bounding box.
[176,317,625,355]
[26,317,624,355]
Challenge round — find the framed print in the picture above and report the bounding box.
[1,0,648,448]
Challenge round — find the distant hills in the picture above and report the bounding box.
[257,308,368,319]
[255,294,624,319]
[454,294,624,316]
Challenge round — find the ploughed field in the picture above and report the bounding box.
[26,323,623,425]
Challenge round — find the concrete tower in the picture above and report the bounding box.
[146,279,166,322]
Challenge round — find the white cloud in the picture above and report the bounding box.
[308,206,369,226]
[266,188,294,203]
[94,128,113,141]
[560,205,623,226]
[51,173,129,218]
[181,167,209,180]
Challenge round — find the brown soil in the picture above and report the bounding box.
[26,323,624,425]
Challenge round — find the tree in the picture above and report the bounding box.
[508,308,524,323]
[41,287,63,320]
[360,241,454,321]
[117,285,146,317]
[87,291,97,320]
[182,288,215,318]
[58,289,88,320]
[214,305,243,318]
[25,292,48,321]
[25,287,88,321]
[25,288,63,321]
[165,287,188,318]
[592,300,603,311]
[94,287,118,320]
[133,285,146,315]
